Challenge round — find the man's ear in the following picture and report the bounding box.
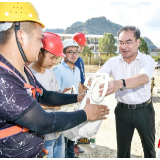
[16,30,25,46]
[38,51,43,58]
[137,38,140,48]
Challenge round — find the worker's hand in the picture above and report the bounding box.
[83,98,109,121]
[99,80,123,96]
[82,84,89,90]
[62,87,71,93]
[77,93,86,102]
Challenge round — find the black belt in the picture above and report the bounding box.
[117,99,151,109]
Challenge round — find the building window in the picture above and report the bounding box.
[91,39,94,43]
[96,39,99,44]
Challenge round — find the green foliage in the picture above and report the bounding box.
[152,56,160,62]
[80,46,93,62]
[80,46,92,57]
[81,53,117,65]
[99,53,117,65]
[138,37,149,54]
[98,33,117,55]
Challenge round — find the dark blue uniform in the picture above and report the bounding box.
[75,57,85,84]
[0,54,44,158]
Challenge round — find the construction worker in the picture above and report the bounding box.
[72,32,90,145]
[29,32,71,158]
[0,2,109,158]
[53,39,85,158]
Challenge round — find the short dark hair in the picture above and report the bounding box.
[117,26,141,40]
[40,48,48,55]
[0,23,14,45]
[0,21,36,45]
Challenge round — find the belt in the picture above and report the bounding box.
[117,98,151,109]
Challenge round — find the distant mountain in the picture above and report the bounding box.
[70,21,83,27]
[143,37,157,51]
[64,16,122,36]
[44,28,64,33]
[44,16,157,50]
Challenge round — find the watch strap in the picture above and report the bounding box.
[121,79,126,88]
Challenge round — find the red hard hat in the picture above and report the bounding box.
[42,32,66,57]
[72,32,87,46]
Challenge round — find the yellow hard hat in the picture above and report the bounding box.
[0,2,45,28]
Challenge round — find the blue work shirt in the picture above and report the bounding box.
[53,61,81,93]
[75,57,85,84]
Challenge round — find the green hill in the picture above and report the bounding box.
[143,37,157,51]
[70,21,83,27]
[44,16,157,50]
[64,16,122,36]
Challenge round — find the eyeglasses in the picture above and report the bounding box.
[66,51,79,55]
[117,41,136,47]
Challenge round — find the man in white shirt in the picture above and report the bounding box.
[98,26,155,158]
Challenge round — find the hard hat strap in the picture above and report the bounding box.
[14,22,28,63]
[65,57,75,65]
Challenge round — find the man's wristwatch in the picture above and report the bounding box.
[120,79,126,91]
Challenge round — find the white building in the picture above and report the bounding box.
[150,48,160,56]
[58,34,119,57]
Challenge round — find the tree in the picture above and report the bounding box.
[81,46,93,62]
[98,33,117,55]
[138,37,149,54]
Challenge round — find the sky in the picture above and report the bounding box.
[5,0,160,48]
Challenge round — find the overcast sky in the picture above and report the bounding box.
[7,0,160,48]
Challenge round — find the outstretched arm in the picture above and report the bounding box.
[38,85,85,106]
[15,98,109,135]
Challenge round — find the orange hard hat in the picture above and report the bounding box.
[72,32,87,46]
[42,32,66,57]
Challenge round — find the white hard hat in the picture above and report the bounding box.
[63,39,78,49]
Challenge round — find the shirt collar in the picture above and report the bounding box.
[118,50,143,62]
[62,60,70,68]
[62,60,76,71]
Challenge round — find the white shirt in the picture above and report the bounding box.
[31,68,60,141]
[97,50,155,104]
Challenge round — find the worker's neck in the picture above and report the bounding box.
[65,59,74,70]
[0,43,25,75]
[29,61,46,74]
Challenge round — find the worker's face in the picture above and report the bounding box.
[39,51,58,69]
[118,30,140,60]
[65,47,79,63]
[78,43,84,53]
[23,23,43,63]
